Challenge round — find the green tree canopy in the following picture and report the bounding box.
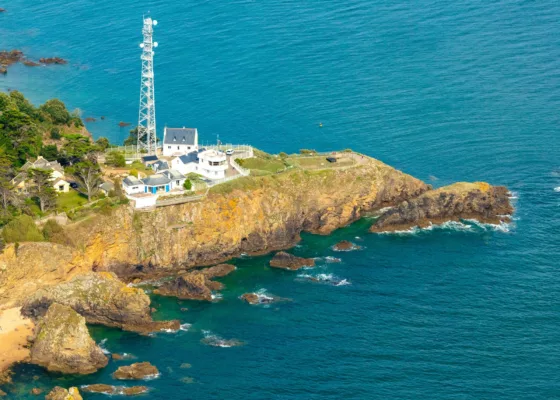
[39,99,71,125]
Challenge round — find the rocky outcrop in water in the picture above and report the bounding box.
[112,362,159,380]
[39,57,67,65]
[199,264,236,279]
[333,240,360,251]
[154,272,217,301]
[270,252,315,270]
[370,182,513,233]
[81,384,148,396]
[45,387,83,400]
[21,272,179,334]
[29,303,108,374]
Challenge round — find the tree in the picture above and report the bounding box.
[40,144,59,161]
[95,137,110,151]
[39,99,71,125]
[123,127,139,146]
[69,161,102,202]
[59,134,93,165]
[0,150,19,215]
[50,127,61,140]
[42,219,71,245]
[105,150,125,167]
[27,168,57,213]
[183,179,192,191]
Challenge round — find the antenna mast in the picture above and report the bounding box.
[137,16,159,156]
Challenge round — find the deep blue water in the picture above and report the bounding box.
[2,1,560,399]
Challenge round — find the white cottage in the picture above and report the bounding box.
[162,127,198,157]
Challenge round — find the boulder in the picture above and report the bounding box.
[29,303,108,375]
[39,57,67,65]
[45,387,83,400]
[154,272,213,301]
[333,240,359,251]
[81,384,148,396]
[199,264,235,279]
[241,293,260,304]
[22,272,179,334]
[370,182,513,233]
[112,362,159,380]
[269,252,315,270]
[31,388,42,395]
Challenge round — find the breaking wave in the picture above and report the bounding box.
[377,219,513,235]
[201,330,244,348]
[98,338,110,355]
[298,273,351,286]
[554,187,560,192]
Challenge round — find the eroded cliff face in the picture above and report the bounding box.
[0,158,428,306]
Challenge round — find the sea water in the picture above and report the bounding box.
[1,1,560,398]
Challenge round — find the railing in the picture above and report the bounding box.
[156,194,205,207]
[104,144,163,161]
[230,158,250,176]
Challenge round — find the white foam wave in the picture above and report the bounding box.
[180,323,192,331]
[377,219,512,235]
[98,338,110,355]
[298,273,351,286]
[201,330,243,348]
[554,187,560,192]
[211,293,223,301]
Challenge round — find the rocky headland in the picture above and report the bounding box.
[370,182,513,233]
[0,154,513,383]
[45,386,83,400]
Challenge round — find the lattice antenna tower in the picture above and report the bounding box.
[137,16,159,155]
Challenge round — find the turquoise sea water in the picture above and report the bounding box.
[2,1,560,398]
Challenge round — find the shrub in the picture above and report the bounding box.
[50,127,61,140]
[40,99,71,125]
[234,158,245,166]
[299,149,317,155]
[183,179,192,191]
[342,148,353,153]
[42,219,71,245]
[129,168,139,178]
[106,150,126,167]
[2,215,44,243]
[279,152,288,159]
[40,144,59,161]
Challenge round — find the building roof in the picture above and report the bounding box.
[141,174,171,187]
[164,128,197,145]
[99,181,115,192]
[21,156,64,174]
[152,160,169,171]
[123,176,143,186]
[52,178,69,186]
[162,169,185,180]
[141,155,159,163]
[177,152,198,164]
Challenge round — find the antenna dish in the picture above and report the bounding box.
[153,20,158,26]
[139,43,145,48]
[154,42,159,48]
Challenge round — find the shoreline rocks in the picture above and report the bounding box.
[270,252,315,270]
[154,272,214,301]
[0,50,67,74]
[112,362,159,380]
[81,384,148,396]
[22,272,179,334]
[29,303,108,375]
[45,387,83,400]
[370,182,513,233]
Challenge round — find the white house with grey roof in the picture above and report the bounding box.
[163,127,198,157]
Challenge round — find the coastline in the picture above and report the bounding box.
[0,308,34,382]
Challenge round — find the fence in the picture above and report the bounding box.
[156,194,206,207]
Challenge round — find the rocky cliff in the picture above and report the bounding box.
[21,272,179,333]
[29,303,108,374]
[0,157,429,307]
[370,182,513,232]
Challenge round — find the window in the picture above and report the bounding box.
[59,185,64,191]
[188,146,191,150]
[132,186,138,190]
[177,146,180,150]
[176,180,180,185]
[168,146,171,149]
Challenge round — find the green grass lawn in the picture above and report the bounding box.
[57,190,88,211]
[238,157,287,174]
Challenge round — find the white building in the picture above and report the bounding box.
[197,149,228,179]
[171,152,199,176]
[122,176,145,195]
[162,127,198,157]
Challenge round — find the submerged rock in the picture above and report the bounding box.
[270,252,315,270]
[45,387,83,400]
[370,182,513,233]
[39,57,67,65]
[81,384,148,396]
[240,292,276,305]
[112,362,159,380]
[29,303,108,375]
[333,240,360,251]
[30,387,42,395]
[22,272,179,334]
[154,272,215,301]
